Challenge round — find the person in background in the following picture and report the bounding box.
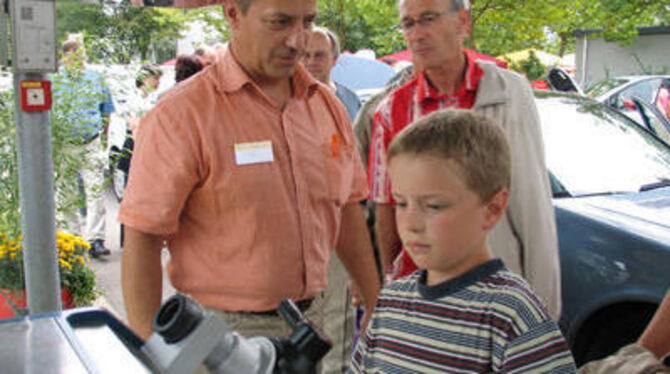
[351,109,576,373]
[116,65,163,248]
[194,45,218,66]
[354,64,415,174]
[302,25,362,373]
[368,0,562,319]
[119,0,380,345]
[303,26,361,122]
[54,35,115,259]
[174,53,204,83]
[127,64,163,137]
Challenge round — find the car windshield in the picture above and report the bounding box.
[535,92,670,197]
[585,78,629,99]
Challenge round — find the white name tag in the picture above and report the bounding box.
[234,141,274,165]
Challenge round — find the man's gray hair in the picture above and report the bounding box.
[399,0,470,11]
[312,26,341,59]
[451,0,470,10]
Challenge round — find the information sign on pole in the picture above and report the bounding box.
[10,0,56,73]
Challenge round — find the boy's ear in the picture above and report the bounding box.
[482,188,508,230]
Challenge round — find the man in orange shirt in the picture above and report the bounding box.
[119,0,381,342]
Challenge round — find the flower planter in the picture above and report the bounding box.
[0,288,74,319]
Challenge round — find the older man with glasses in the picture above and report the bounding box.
[368,0,562,320]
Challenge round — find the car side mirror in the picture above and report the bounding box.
[547,67,583,96]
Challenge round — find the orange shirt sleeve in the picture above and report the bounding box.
[118,101,202,236]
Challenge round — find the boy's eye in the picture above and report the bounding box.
[394,201,407,209]
[425,203,445,211]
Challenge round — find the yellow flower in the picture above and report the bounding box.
[58,258,72,271]
[9,252,16,260]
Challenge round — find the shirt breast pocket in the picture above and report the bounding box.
[321,140,355,207]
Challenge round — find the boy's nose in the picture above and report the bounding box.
[399,209,424,233]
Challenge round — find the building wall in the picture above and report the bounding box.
[575,27,670,89]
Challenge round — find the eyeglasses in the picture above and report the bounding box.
[398,10,450,33]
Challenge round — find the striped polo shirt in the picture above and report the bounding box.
[350,260,576,373]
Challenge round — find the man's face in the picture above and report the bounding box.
[226,0,318,82]
[63,46,87,75]
[398,0,469,70]
[302,31,336,84]
[145,75,161,92]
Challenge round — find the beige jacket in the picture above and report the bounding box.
[473,61,562,319]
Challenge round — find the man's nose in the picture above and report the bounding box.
[286,24,308,51]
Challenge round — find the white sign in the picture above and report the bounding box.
[11,0,57,72]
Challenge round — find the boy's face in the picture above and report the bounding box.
[389,154,505,285]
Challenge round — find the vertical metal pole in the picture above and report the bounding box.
[0,5,7,67]
[13,72,62,314]
[9,0,60,314]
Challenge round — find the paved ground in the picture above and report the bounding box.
[88,188,175,324]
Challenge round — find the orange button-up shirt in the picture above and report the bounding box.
[118,49,368,312]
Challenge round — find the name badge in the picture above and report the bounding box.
[234,140,274,165]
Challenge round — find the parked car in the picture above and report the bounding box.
[632,96,670,145]
[586,75,670,124]
[535,90,670,365]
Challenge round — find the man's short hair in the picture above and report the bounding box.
[387,109,510,201]
[451,0,470,11]
[400,0,469,11]
[62,40,80,54]
[136,64,163,88]
[312,26,341,59]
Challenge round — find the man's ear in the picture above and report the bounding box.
[457,8,471,40]
[222,0,240,30]
[482,188,508,230]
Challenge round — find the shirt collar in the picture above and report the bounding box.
[212,47,318,99]
[416,51,483,103]
[417,259,504,300]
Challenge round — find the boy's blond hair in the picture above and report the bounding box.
[387,109,511,201]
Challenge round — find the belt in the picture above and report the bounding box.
[244,298,314,317]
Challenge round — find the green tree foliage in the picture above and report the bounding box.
[505,50,546,81]
[317,0,403,56]
[469,0,550,56]
[54,0,669,62]
[57,0,188,63]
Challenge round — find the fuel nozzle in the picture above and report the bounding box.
[272,299,332,374]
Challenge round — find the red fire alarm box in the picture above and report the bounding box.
[20,80,52,112]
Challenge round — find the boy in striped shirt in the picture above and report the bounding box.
[350,110,576,373]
